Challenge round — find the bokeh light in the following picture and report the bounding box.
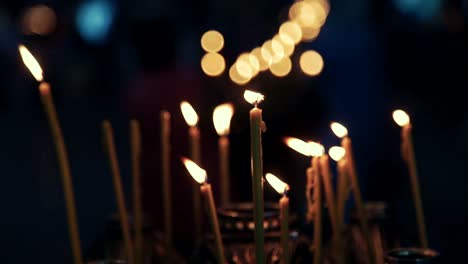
[273,34,294,57]
[201,53,225,76]
[299,50,324,76]
[21,5,56,36]
[262,39,284,64]
[229,63,250,85]
[236,53,258,78]
[250,47,271,71]
[269,56,292,77]
[201,30,224,53]
[279,21,302,44]
[76,0,115,44]
[301,26,320,42]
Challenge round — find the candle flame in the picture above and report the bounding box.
[392,109,410,127]
[284,137,312,157]
[243,90,264,106]
[181,157,207,184]
[213,103,234,136]
[330,122,348,138]
[265,173,289,195]
[308,141,325,157]
[329,146,346,161]
[18,44,43,81]
[180,101,199,126]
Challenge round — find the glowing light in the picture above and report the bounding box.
[251,47,271,71]
[182,157,207,184]
[201,30,224,53]
[301,26,320,42]
[262,40,284,64]
[213,103,234,136]
[273,34,294,57]
[236,53,254,79]
[243,90,264,105]
[21,5,56,36]
[393,110,411,127]
[284,137,312,157]
[329,146,346,161]
[300,50,324,76]
[290,1,327,29]
[76,0,115,44]
[279,21,302,45]
[18,44,43,81]
[269,56,292,77]
[330,122,348,138]
[180,101,199,126]
[308,141,325,157]
[265,173,289,195]
[201,53,225,76]
[229,63,250,85]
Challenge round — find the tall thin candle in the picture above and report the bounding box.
[244,90,265,264]
[19,45,83,264]
[318,154,338,234]
[130,120,143,264]
[160,111,172,247]
[393,110,428,248]
[102,121,135,264]
[311,157,323,264]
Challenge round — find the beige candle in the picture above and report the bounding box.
[318,154,338,234]
[19,45,83,264]
[213,103,234,206]
[130,120,143,264]
[181,101,203,238]
[160,111,172,247]
[393,110,428,248]
[102,121,135,264]
[182,158,225,264]
[311,156,323,264]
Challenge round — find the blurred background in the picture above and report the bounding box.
[0,0,466,263]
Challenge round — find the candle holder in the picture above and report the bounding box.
[384,248,439,263]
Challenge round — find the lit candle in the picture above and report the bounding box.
[180,101,202,238]
[331,122,376,264]
[265,173,290,264]
[102,121,135,264]
[329,146,348,229]
[19,45,83,264]
[130,119,143,264]
[182,158,225,264]
[160,111,172,247]
[244,90,265,264]
[393,110,428,248]
[212,103,234,206]
[317,152,338,234]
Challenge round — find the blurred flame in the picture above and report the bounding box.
[182,157,207,184]
[262,40,284,64]
[180,101,199,126]
[266,173,289,195]
[331,122,348,138]
[273,34,294,57]
[284,137,312,157]
[308,141,325,157]
[329,146,346,162]
[269,56,292,77]
[229,63,251,85]
[201,30,224,53]
[301,26,320,42]
[300,50,324,76]
[251,47,271,71]
[201,53,225,76]
[244,90,264,105]
[392,110,410,127]
[21,5,56,36]
[236,53,256,78]
[290,1,327,29]
[279,21,302,45]
[18,44,43,81]
[213,103,234,136]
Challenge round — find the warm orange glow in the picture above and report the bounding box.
[393,109,410,127]
[201,30,224,53]
[21,5,56,36]
[236,53,255,78]
[284,137,312,157]
[180,101,199,126]
[262,40,284,64]
[290,1,327,29]
[329,146,346,162]
[18,44,43,81]
[243,90,264,106]
[301,26,320,42]
[265,173,289,195]
[201,53,225,76]
[300,50,324,76]
[182,157,207,184]
[269,56,292,77]
[213,103,234,136]
[279,21,302,45]
[229,63,250,85]
[308,141,325,157]
[330,122,348,138]
[251,47,271,71]
[273,34,294,57]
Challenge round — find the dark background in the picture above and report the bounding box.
[0,0,466,263]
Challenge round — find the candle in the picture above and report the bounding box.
[244,90,265,264]
[160,111,172,247]
[182,158,225,264]
[393,110,428,248]
[329,146,348,228]
[212,103,234,206]
[311,156,323,264]
[130,119,143,264]
[19,45,83,264]
[265,173,290,264]
[180,101,202,238]
[102,121,135,264]
[331,122,376,264]
[318,153,338,234]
